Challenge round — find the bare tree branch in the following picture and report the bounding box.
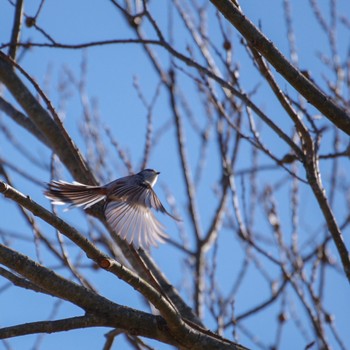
[210,0,350,135]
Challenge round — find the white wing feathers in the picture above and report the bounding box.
[105,201,168,249]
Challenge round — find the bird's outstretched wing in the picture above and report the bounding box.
[105,180,179,248]
[105,201,168,249]
[108,180,180,221]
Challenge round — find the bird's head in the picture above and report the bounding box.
[139,169,160,188]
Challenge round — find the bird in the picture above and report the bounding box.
[44,169,178,249]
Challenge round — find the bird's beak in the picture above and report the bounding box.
[156,172,160,175]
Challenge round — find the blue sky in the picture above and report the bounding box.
[1,1,350,349]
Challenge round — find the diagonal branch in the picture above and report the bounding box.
[0,97,49,146]
[209,0,350,135]
[0,52,94,184]
[0,243,175,345]
[0,315,110,339]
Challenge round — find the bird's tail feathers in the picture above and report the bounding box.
[44,180,107,209]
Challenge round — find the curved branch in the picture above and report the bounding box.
[0,40,303,156]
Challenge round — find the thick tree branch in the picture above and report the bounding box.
[209,0,350,135]
[0,240,247,349]
[0,266,53,296]
[0,181,248,350]
[0,96,49,146]
[0,243,175,345]
[0,315,110,339]
[0,52,94,184]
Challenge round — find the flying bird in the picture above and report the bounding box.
[44,169,178,249]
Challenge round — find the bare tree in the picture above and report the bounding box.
[0,1,349,349]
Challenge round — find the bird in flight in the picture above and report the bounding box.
[45,169,178,249]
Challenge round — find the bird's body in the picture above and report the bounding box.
[45,169,177,249]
